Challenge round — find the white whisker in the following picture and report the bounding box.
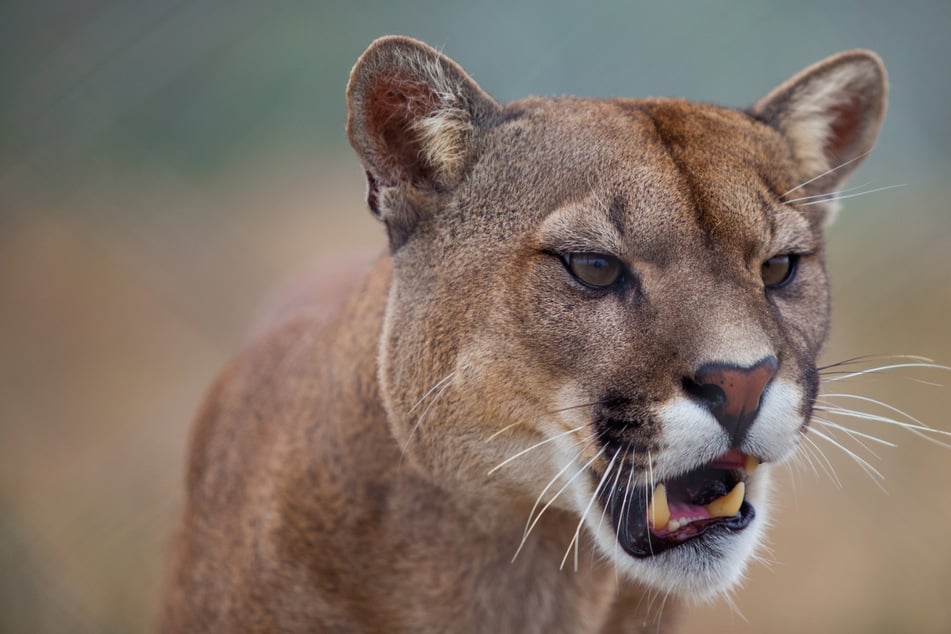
[782,181,871,204]
[615,446,637,589]
[597,447,627,536]
[811,417,887,464]
[811,417,897,450]
[809,428,887,492]
[818,392,948,433]
[646,450,656,556]
[821,361,950,383]
[818,354,935,376]
[814,402,951,450]
[485,420,523,443]
[402,373,456,461]
[782,457,801,504]
[653,589,674,633]
[516,432,595,540]
[781,150,872,197]
[488,424,588,476]
[793,440,822,481]
[800,433,843,488]
[798,183,906,206]
[514,436,595,562]
[561,447,619,571]
[513,443,605,562]
[407,371,455,414]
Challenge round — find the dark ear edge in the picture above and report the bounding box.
[346,36,501,203]
[750,50,887,196]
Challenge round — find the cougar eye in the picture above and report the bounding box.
[565,253,624,288]
[761,254,799,288]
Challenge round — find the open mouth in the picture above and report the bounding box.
[603,449,759,557]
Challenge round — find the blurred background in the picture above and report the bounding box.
[1,1,949,632]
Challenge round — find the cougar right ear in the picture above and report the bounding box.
[346,36,500,232]
[750,50,887,205]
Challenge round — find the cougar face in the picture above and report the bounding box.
[501,102,830,596]
[348,38,886,601]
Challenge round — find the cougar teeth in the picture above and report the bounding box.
[646,472,748,534]
[705,481,746,519]
[745,455,760,475]
[647,483,670,530]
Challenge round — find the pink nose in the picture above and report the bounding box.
[685,356,779,446]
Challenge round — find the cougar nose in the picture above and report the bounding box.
[684,356,779,446]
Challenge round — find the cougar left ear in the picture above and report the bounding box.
[751,50,887,200]
[346,36,501,227]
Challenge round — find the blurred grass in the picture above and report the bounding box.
[1,1,950,632]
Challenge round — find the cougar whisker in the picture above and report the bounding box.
[781,150,872,197]
[782,181,872,205]
[793,440,822,481]
[817,354,934,373]
[615,444,637,588]
[820,361,950,383]
[810,417,896,455]
[485,420,523,443]
[514,444,605,563]
[561,446,621,571]
[401,371,456,460]
[799,433,843,489]
[516,433,597,555]
[808,427,886,490]
[488,423,589,476]
[597,436,630,538]
[814,398,951,449]
[798,183,906,206]
[646,450,656,557]
[407,371,456,414]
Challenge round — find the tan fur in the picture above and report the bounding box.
[161,37,887,632]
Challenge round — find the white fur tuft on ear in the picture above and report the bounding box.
[751,50,887,198]
[412,105,474,185]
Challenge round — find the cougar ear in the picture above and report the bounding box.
[751,50,887,200]
[346,36,501,223]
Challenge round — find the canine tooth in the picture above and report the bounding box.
[648,484,670,530]
[705,481,745,518]
[745,455,760,475]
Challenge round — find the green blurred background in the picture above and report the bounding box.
[1,1,949,632]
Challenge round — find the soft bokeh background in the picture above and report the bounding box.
[2,1,949,632]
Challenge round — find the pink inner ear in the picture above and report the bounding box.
[364,75,440,185]
[824,97,864,161]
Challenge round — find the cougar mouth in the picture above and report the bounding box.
[603,449,758,558]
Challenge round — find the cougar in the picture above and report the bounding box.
[161,36,887,632]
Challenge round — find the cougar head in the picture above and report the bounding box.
[346,36,886,598]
